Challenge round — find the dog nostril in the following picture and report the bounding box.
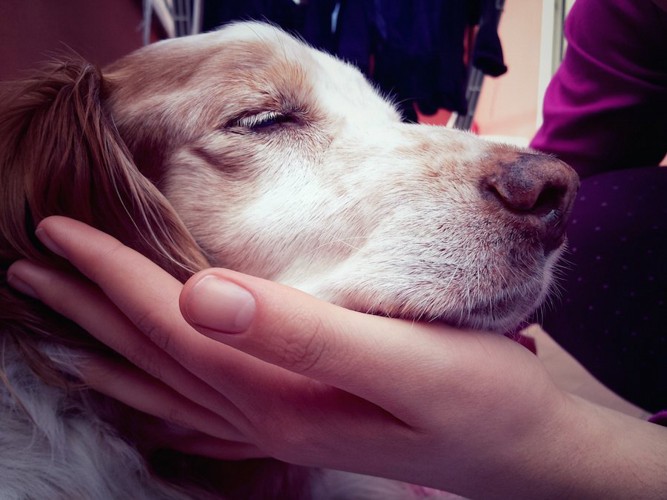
[529,184,566,216]
[487,178,567,216]
[485,154,579,252]
[535,185,557,211]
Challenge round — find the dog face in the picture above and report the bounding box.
[0,20,579,498]
[102,22,578,332]
[0,22,578,344]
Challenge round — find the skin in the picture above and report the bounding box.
[7,216,667,499]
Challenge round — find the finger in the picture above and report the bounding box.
[8,261,250,421]
[80,354,251,444]
[9,257,283,459]
[166,434,267,460]
[181,269,519,415]
[7,259,250,430]
[31,216,301,402]
[17,218,417,462]
[33,216,200,353]
[108,410,267,460]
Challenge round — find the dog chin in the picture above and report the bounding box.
[316,283,546,335]
[406,308,529,335]
[461,297,542,333]
[439,311,530,335]
[355,302,531,335]
[379,283,548,334]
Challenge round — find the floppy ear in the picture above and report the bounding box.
[0,57,209,380]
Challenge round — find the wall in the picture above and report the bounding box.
[474,0,544,141]
[0,0,148,81]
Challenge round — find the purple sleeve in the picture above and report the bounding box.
[530,0,667,178]
[649,410,667,427]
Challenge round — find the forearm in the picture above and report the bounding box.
[479,394,667,499]
[333,377,666,498]
[565,396,666,498]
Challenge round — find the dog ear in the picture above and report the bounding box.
[0,57,209,276]
[0,57,209,378]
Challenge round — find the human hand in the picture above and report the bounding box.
[8,217,667,498]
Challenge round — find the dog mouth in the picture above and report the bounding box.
[365,293,533,334]
[424,311,526,334]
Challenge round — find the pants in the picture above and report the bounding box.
[541,166,667,412]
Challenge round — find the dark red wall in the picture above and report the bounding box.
[0,0,150,80]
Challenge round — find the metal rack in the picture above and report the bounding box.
[142,0,203,44]
[454,0,505,130]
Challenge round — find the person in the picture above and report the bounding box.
[530,0,667,412]
[7,216,667,498]
[531,0,667,178]
[8,217,667,498]
[6,0,667,497]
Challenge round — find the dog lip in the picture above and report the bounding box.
[423,315,525,336]
[354,286,533,333]
[543,233,567,256]
[368,308,525,335]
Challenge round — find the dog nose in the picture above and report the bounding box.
[483,153,579,252]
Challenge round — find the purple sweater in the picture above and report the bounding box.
[530,0,667,177]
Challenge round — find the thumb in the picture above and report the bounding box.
[179,269,459,409]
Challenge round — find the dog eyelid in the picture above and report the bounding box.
[233,111,293,130]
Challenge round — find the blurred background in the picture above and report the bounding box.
[0,0,575,145]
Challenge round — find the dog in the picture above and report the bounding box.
[0,22,578,499]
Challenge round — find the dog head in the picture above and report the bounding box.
[0,22,578,372]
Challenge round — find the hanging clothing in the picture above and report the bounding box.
[202,0,507,121]
[303,0,507,121]
[202,0,304,33]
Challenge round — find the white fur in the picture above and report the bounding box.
[143,23,567,332]
[0,342,192,499]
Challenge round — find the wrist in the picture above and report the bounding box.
[450,387,667,499]
[521,393,667,499]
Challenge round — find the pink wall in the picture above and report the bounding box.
[474,0,543,141]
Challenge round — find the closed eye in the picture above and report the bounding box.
[234,111,294,130]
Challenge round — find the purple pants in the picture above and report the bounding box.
[540,167,667,412]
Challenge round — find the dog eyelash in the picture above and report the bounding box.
[234,111,292,130]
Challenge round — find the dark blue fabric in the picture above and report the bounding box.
[202,1,507,121]
[202,0,304,33]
